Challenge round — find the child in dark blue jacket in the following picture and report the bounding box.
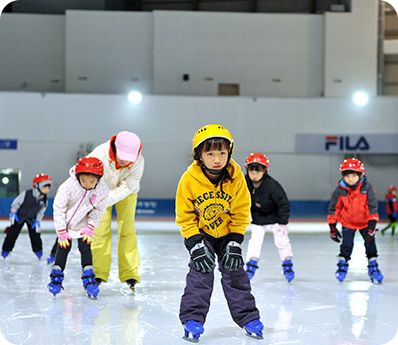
[2,173,52,260]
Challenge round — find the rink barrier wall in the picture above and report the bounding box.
[0,197,389,220]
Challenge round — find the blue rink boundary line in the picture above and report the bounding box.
[0,219,389,234]
[0,197,390,220]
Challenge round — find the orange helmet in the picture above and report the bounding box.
[76,157,104,176]
[33,173,52,189]
[245,153,269,168]
[340,158,365,175]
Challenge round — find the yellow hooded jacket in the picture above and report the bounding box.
[176,158,251,239]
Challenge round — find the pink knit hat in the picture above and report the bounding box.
[115,131,142,162]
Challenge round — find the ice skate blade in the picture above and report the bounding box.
[245,331,264,340]
[182,335,200,343]
[183,328,201,342]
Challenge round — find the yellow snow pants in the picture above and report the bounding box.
[92,193,140,283]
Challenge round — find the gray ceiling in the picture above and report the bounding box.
[4,0,351,14]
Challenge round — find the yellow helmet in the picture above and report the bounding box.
[192,124,234,156]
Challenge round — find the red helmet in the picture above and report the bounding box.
[76,157,104,176]
[33,173,52,188]
[340,158,365,174]
[245,153,269,168]
[388,185,397,193]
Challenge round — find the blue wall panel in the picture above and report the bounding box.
[0,197,388,220]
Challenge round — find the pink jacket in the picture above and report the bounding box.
[53,167,109,239]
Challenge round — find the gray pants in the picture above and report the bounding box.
[179,234,260,327]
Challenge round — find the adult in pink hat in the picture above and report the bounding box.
[115,131,142,162]
[88,131,144,291]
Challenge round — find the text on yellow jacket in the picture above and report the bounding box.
[176,158,251,239]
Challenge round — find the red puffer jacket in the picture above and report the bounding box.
[327,176,379,230]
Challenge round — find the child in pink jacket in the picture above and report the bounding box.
[48,157,109,298]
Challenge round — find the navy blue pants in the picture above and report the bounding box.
[339,227,378,261]
[179,234,260,328]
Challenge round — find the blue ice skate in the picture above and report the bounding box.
[35,251,43,260]
[48,268,64,297]
[282,259,295,283]
[1,251,9,259]
[244,318,264,339]
[335,259,349,282]
[182,320,204,342]
[367,260,383,284]
[82,268,100,299]
[246,259,259,280]
[47,254,55,264]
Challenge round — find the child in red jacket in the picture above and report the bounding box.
[381,185,397,236]
[327,158,383,284]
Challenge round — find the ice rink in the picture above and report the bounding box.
[1,221,398,345]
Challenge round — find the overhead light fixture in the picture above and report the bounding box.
[127,91,143,104]
[352,91,369,106]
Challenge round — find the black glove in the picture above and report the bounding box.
[222,241,244,271]
[189,242,216,273]
[329,223,342,243]
[365,220,377,242]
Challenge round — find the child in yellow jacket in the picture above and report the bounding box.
[176,124,263,342]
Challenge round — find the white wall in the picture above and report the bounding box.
[0,92,397,201]
[153,11,324,97]
[0,1,380,97]
[0,14,65,92]
[324,0,379,97]
[65,10,153,95]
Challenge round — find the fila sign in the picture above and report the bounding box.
[295,134,398,153]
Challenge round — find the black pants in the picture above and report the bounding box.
[50,238,58,256]
[2,221,42,253]
[53,238,92,272]
[339,227,378,261]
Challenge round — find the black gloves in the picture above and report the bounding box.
[190,243,216,273]
[185,234,215,274]
[365,220,377,242]
[222,241,244,271]
[186,232,245,272]
[329,223,342,243]
[330,221,378,243]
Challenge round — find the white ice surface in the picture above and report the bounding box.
[1,222,398,345]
